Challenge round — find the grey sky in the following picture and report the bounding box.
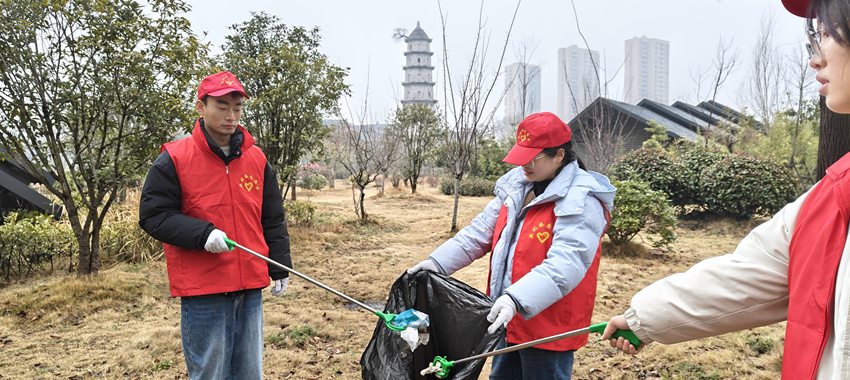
[184,0,808,123]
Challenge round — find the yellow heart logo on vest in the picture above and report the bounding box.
[239,174,261,193]
[536,232,550,243]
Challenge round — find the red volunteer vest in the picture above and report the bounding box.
[785,153,850,379]
[490,200,608,351]
[161,119,270,297]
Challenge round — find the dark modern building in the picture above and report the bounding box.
[0,148,63,219]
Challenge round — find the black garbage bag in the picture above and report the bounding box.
[361,270,503,380]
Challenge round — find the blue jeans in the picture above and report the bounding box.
[180,289,264,380]
[490,334,575,380]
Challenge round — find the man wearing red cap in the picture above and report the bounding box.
[600,1,850,379]
[409,112,615,379]
[139,71,291,379]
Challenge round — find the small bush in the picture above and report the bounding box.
[700,153,797,219]
[439,177,496,197]
[283,200,317,227]
[0,212,75,279]
[606,180,678,248]
[745,336,774,356]
[285,325,317,347]
[609,148,689,208]
[298,173,328,191]
[297,163,330,190]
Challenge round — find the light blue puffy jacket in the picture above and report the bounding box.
[430,160,615,320]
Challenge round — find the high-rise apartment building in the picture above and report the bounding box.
[402,22,436,106]
[624,36,669,105]
[557,45,600,122]
[504,62,542,125]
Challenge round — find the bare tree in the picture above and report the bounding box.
[561,0,630,174]
[687,37,740,150]
[438,0,520,231]
[740,10,785,135]
[334,90,398,220]
[784,42,818,186]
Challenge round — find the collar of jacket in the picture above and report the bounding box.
[192,118,256,164]
[495,160,616,215]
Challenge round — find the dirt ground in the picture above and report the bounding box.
[0,180,784,379]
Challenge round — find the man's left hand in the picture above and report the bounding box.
[271,278,289,297]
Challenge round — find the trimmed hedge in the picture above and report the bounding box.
[700,153,797,219]
[608,148,688,208]
[439,177,496,197]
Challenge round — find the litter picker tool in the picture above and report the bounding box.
[224,238,410,332]
[421,322,642,378]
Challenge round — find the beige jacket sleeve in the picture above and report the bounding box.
[624,190,810,344]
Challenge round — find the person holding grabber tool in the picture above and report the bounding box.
[603,0,850,378]
[408,112,615,380]
[139,71,291,380]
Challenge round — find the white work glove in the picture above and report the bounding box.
[487,294,518,334]
[271,278,289,297]
[406,259,439,275]
[204,229,229,253]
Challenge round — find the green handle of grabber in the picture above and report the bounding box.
[224,237,237,251]
[588,322,642,348]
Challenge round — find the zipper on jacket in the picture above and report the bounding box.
[225,164,244,290]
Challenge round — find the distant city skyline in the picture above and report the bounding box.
[624,36,670,105]
[185,0,810,124]
[558,45,600,122]
[504,62,542,126]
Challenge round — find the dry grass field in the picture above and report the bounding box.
[0,180,784,379]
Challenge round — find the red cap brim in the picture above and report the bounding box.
[502,144,543,166]
[782,0,811,17]
[205,88,250,100]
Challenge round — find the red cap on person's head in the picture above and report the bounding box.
[197,71,250,100]
[782,0,811,17]
[502,112,572,166]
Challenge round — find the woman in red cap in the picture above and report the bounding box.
[601,1,850,378]
[408,112,615,379]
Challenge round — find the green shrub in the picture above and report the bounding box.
[745,336,774,356]
[700,153,797,219]
[0,212,75,278]
[606,180,678,248]
[439,177,496,197]
[283,200,316,227]
[673,143,728,209]
[609,148,689,208]
[298,173,328,190]
[285,325,317,347]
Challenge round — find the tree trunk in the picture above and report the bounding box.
[451,175,461,232]
[817,96,850,180]
[76,211,100,275]
[359,188,367,220]
[291,180,297,201]
[411,174,418,194]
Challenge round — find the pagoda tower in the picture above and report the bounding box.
[401,22,436,106]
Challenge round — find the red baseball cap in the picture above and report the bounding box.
[502,112,572,165]
[782,0,811,17]
[197,71,250,100]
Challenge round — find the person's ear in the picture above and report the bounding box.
[196,99,205,116]
[556,148,566,162]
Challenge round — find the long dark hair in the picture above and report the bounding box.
[811,0,850,47]
[540,140,586,171]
